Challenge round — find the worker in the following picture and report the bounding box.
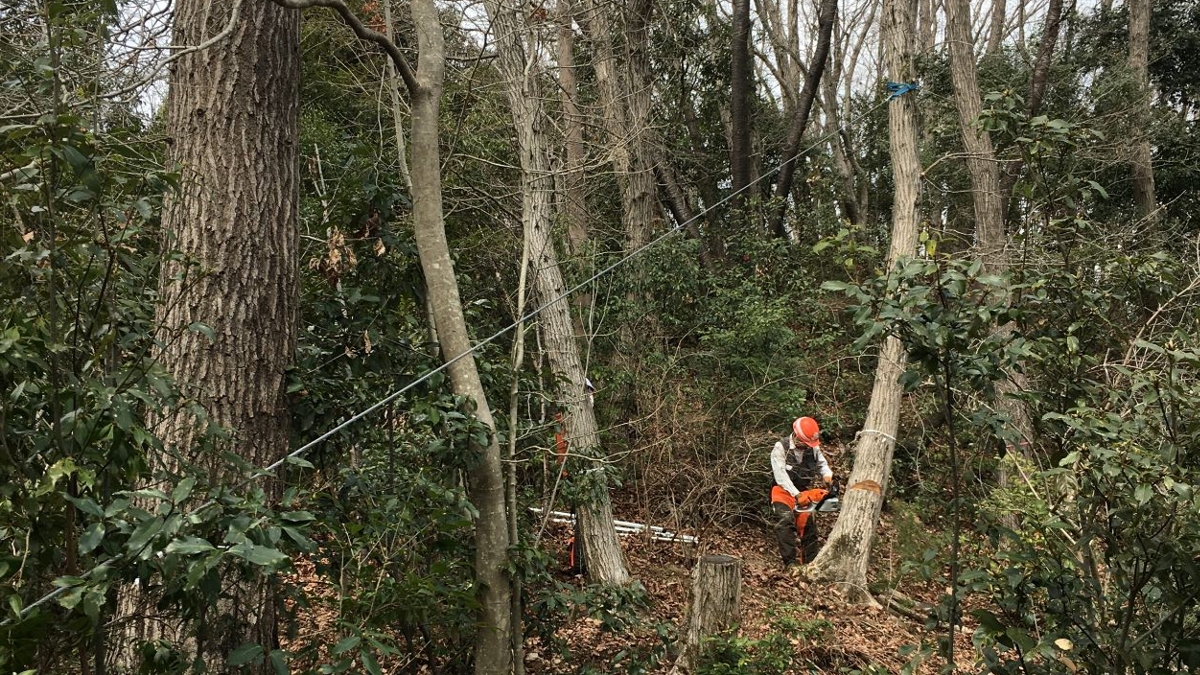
[770,416,834,567]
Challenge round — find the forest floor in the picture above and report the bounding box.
[284,450,978,674]
[527,506,976,675]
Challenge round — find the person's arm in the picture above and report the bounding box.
[771,441,801,497]
[814,446,833,482]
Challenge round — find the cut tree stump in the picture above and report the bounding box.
[671,554,742,674]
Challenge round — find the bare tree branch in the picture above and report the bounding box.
[266,0,420,95]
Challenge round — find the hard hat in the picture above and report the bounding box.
[793,416,820,448]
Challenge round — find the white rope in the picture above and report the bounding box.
[857,428,898,444]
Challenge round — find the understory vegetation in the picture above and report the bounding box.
[1,0,1199,672]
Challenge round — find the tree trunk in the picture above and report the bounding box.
[111,0,299,669]
[730,0,754,208]
[919,0,938,53]
[807,0,920,602]
[622,0,661,251]
[655,159,715,271]
[769,0,837,238]
[408,1,514,671]
[557,0,589,255]
[1127,0,1157,223]
[583,0,660,251]
[485,0,632,586]
[986,0,1005,53]
[1027,0,1063,116]
[946,0,1004,271]
[671,554,742,674]
[825,108,865,225]
[946,0,1037,494]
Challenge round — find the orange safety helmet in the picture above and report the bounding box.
[792,416,821,448]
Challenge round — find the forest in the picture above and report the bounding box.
[1,0,1198,670]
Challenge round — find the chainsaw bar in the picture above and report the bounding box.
[797,496,841,513]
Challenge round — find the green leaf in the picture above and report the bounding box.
[285,456,315,469]
[1134,484,1153,505]
[59,145,91,173]
[171,476,197,504]
[270,650,289,675]
[227,643,264,667]
[80,522,105,554]
[280,511,315,523]
[232,544,288,567]
[126,517,165,556]
[165,537,216,555]
[66,496,105,518]
[820,281,852,292]
[189,322,216,341]
[361,651,382,675]
[332,635,360,655]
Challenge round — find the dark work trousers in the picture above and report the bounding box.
[772,502,820,566]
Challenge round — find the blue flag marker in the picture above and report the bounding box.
[886,81,920,100]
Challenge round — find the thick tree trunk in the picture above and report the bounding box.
[1127,0,1157,223]
[807,0,920,602]
[485,0,632,586]
[730,0,754,208]
[408,1,513,672]
[769,0,837,238]
[671,554,742,674]
[557,0,589,255]
[112,0,299,669]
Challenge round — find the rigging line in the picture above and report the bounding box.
[6,89,908,625]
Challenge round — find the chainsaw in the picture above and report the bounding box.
[794,482,841,514]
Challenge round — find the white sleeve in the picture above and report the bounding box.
[771,441,800,497]
[813,446,833,480]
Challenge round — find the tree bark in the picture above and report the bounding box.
[1026,0,1063,116]
[919,0,938,53]
[111,0,299,669]
[729,0,754,209]
[671,554,742,674]
[583,0,661,251]
[407,1,514,671]
[769,0,837,238]
[485,0,632,586]
[655,159,715,271]
[946,0,1037,489]
[946,0,1005,271]
[1127,0,1157,223]
[986,0,1005,53]
[807,0,920,602]
[557,0,589,255]
[621,0,661,250]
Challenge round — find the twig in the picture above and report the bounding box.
[101,0,245,101]
[267,0,419,94]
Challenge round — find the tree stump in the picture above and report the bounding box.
[671,554,742,674]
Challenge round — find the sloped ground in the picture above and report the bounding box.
[527,510,976,675]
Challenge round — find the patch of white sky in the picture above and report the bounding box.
[118,0,1106,122]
